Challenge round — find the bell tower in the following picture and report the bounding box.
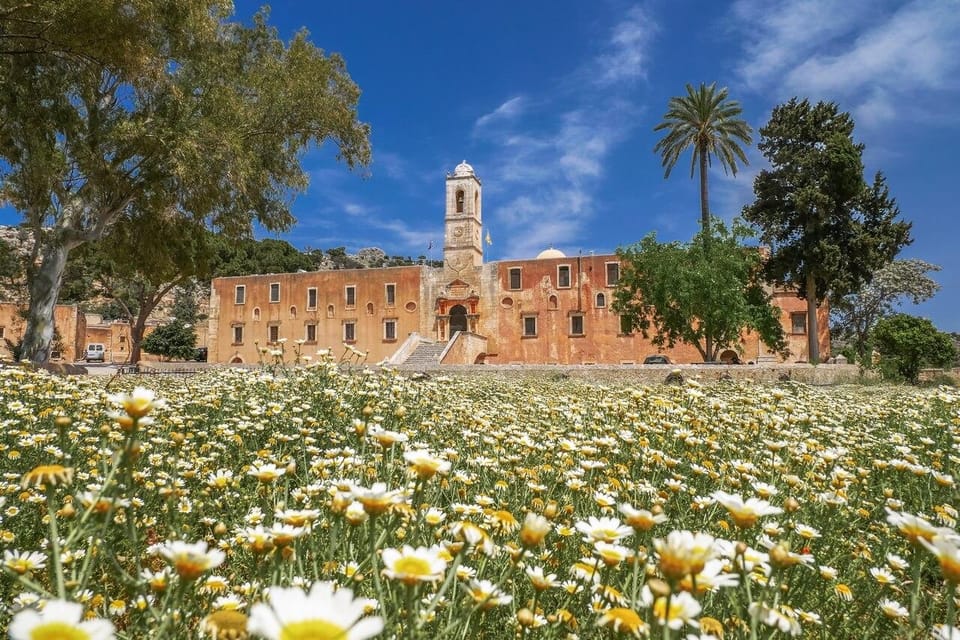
[443,161,483,285]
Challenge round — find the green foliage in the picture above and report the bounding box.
[141,321,198,362]
[654,82,752,231]
[210,236,313,279]
[0,1,371,362]
[613,219,786,362]
[872,313,956,383]
[831,259,941,365]
[743,99,911,363]
[170,282,203,326]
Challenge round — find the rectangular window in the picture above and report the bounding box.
[269,282,280,303]
[232,325,243,344]
[523,315,537,337]
[791,312,807,334]
[345,285,356,307]
[619,314,633,335]
[305,323,317,343]
[557,265,571,288]
[509,267,522,290]
[343,321,356,343]
[606,262,620,286]
[307,288,318,310]
[268,325,279,343]
[235,285,246,305]
[384,318,397,341]
[570,314,584,336]
[385,283,396,306]
[0,326,6,339]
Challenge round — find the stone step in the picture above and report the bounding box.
[401,342,447,366]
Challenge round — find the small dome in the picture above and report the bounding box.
[453,160,475,177]
[536,247,566,259]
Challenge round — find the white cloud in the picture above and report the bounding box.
[732,0,960,126]
[474,96,528,130]
[595,5,657,85]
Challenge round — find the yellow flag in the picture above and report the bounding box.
[485,230,492,246]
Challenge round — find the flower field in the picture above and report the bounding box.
[2,359,960,639]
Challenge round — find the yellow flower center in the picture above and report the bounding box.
[280,619,348,640]
[393,556,432,577]
[602,607,645,633]
[30,621,91,640]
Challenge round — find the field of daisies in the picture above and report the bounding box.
[2,358,960,639]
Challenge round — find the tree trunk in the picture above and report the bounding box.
[20,241,72,364]
[699,149,713,361]
[129,316,147,364]
[806,273,820,364]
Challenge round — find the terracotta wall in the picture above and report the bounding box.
[0,303,84,361]
[210,266,425,364]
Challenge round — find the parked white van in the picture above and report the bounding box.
[85,343,105,362]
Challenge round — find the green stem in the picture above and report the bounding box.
[45,485,66,599]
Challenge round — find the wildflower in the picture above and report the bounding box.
[679,559,739,594]
[202,609,249,639]
[485,509,520,535]
[381,545,447,585]
[619,503,668,532]
[595,541,633,567]
[108,599,126,616]
[9,599,115,640]
[108,386,162,419]
[526,566,559,591]
[21,464,74,488]
[749,603,801,637]
[464,579,513,609]
[353,483,404,516]
[833,583,853,601]
[649,589,702,630]
[933,625,960,640]
[710,491,782,528]
[597,607,649,637]
[575,516,633,544]
[247,463,285,484]
[403,450,451,479]
[247,582,382,640]
[654,530,717,581]
[4,549,47,575]
[794,523,821,540]
[920,534,960,584]
[157,540,225,580]
[878,599,908,620]
[870,566,897,586]
[886,508,939,545]
[451,521,496,556]
[423,507,446,526]
[519,512,551,547]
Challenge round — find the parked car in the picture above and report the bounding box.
[85,343,105,362]
[643,354,672,365]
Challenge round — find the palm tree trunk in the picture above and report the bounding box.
[806,273,820,364]
[699,148,713,361]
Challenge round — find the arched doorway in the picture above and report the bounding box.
[449,304,468,335]
[719,349,741,364]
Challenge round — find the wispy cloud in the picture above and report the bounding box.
[731,0,960,126]
[474,96,528,130]
[477,6,655,258]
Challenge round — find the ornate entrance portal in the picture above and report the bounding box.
[449,304,468,335]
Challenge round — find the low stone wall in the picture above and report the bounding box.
[394,363,875,385]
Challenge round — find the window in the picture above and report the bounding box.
[557,265,571,288]
[253,307,261,321]
[235,285,246,305]
[606,262,620,286]
[343,321,356,343]
[327,304,335,318]
[385,283,396,306]
[523,315,537,337]
[596,292,606,308]
[384,318,397,341]
[791,312,807,334]
[268,325,279,343]
[456,189,464,213]
[232,325,244,344]
[307,288,318,310]
[269,282,280,303]
[345,285,356,307]
[548,295,558,310]
[289,306,297,319]
[509,267,521,290]
[366,302,374,315]
[619,315,633,335]
[570,314,584,336]
[305,323,317,343]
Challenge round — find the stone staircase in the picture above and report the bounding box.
[401,341,447,367]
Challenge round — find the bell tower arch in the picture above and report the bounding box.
[443,161,483,286]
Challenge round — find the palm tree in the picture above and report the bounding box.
[653,83,752,362]
[653,82,752,235]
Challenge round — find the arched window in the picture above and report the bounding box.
[289,305,297,318]
[549,295,558,310]
[327,304,335,318]
[595,292,606,308]
[456,190,465,213]
[252,307,261,321]
[366,302,374,315]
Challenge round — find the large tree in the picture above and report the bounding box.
[612,219,786,363]
[0,2,371,363]
[831,258,941,364]
[742,99,911,363]
[872,314,956,383]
